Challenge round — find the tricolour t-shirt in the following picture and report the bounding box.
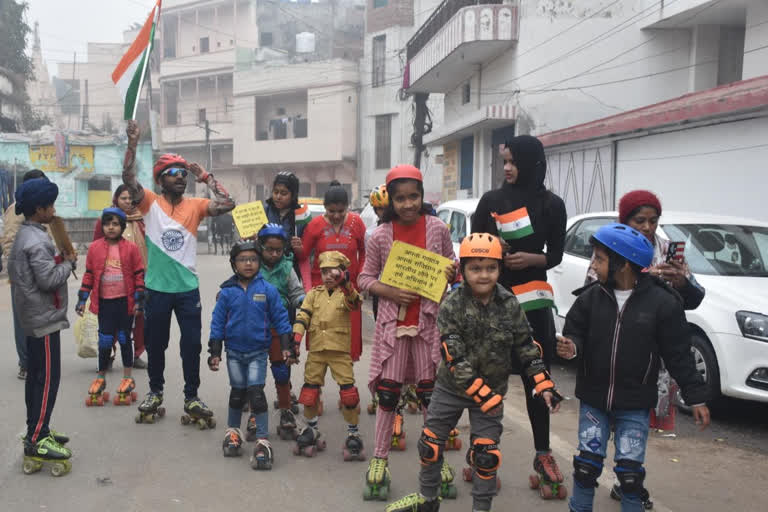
[138,189,210,293]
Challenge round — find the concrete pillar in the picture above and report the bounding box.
[743,1,768,80]
[688,25,720,92]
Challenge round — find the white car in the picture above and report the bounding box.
[549,211,768,404]
[437,200,768,404]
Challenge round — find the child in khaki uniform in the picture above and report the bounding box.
[292,251,365,460]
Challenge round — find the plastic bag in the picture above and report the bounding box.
[73,297,98,358]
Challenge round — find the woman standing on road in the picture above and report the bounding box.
[471,135,568,488]
[300,181,366,361]
[264,171,307,281]
[92,184,148,368]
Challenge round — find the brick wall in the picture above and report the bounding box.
[367,0,414,33]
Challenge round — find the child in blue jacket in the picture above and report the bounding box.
[207,240,293,470]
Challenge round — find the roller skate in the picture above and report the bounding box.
[276,409,299,440]
[293,426,325,457]
[245,414,263,442]
[22,435,72,477]
[222,427,243,457]
[113,377,137,406]
[22,429,69,446]
[367,394,378,415]
[405,386,420,415]
[364,456,391,501]
[181,397,216,430]
[136,391,165,424]
[440,462,457,499]
[343,432,366,461]
[462,447,502,491]
[385,493,440,512]
[250,439,274,470]
[85,377,109,406]
[445,428,462,450]
[274,392,300,415]
[529,453,567,499]
[611,481,654,510]
[390,413,406,451]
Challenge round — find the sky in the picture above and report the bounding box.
[25,0,157,78]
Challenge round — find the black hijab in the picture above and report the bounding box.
[500,135,548,219]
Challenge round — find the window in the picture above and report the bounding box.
[260,32,273,47]
[372,35,386,88]
[437,209,452,226]
[375,115,391,169]
[373,0,388,7]
[449,212,467,244]
[200,37,210,53]
[564,218,615,259]
[460,136,474,191]
[87,176,112,211]
[198,108,206,123]
[462,82,471,105]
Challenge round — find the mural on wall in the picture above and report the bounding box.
[28,145,95,174]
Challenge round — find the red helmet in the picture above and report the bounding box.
[386,164,422,185]
[153,154,188,183]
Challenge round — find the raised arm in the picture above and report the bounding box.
[122,120,144,205]
[187,163,236,217]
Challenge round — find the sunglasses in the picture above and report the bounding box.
[162,167,188,178]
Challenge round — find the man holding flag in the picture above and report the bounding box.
[114,0,236,422]
[470,135,568,496]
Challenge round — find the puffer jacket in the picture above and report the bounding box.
[9,222,73,338]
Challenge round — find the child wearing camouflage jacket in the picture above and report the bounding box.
[386,233,562,512]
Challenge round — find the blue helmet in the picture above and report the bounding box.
[258,223,288,241]
[591,223,654,268]
[102,207,127,221]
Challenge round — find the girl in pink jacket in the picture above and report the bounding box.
[358,165,457,500]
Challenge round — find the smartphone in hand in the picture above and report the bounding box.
[666,241,685,264]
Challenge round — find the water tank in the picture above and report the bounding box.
[296,32,316,54]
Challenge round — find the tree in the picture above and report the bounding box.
[0,0,34,82]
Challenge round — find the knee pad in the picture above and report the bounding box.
[471,438,501,479]
[116,330,128,345]
[229,387,247,410]
[247,385,268,414]
[415,380,434,409]
[376,379,402,411]
[298,384,321,407]
[270,362,291,384]
[98,332,114,349]
[573,451,604,489]
[615,459,645,496]
[339,384,360,409]
[418,428,444,466]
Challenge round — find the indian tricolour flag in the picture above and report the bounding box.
[295,204,311,226]
[511,281,556,312]
[112,0,162,120]
[492,207,534,240]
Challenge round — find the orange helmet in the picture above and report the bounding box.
[386,164,422,185]
[369,184,389,208]
[459,233,503,260]
[153,154,188,183]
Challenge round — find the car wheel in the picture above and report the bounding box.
[675,332,720,412]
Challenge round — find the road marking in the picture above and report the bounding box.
[503,404,673,512]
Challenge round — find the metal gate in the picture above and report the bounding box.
[544,143,615,217]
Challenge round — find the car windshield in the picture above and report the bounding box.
[662,224,768,277]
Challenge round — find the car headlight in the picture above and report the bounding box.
[736,311,768,342]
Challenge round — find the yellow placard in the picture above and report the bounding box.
[380,241,453,303]
[231,201,269,239]
[29,144,94,173]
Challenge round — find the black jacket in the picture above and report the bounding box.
[564,277,708,411]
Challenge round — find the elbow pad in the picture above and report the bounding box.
[440,334,465,372]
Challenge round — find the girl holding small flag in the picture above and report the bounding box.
[358,165,458,500]
[471,135,567,493]
[265,171,311,280]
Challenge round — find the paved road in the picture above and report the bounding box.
[0,254,765,511]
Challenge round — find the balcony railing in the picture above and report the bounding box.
[406,0,504,61]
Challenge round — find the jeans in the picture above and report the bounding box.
[12,291,27,369]
[226,348,268,434]
[569,402,650,512]
[144,288,202,399]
